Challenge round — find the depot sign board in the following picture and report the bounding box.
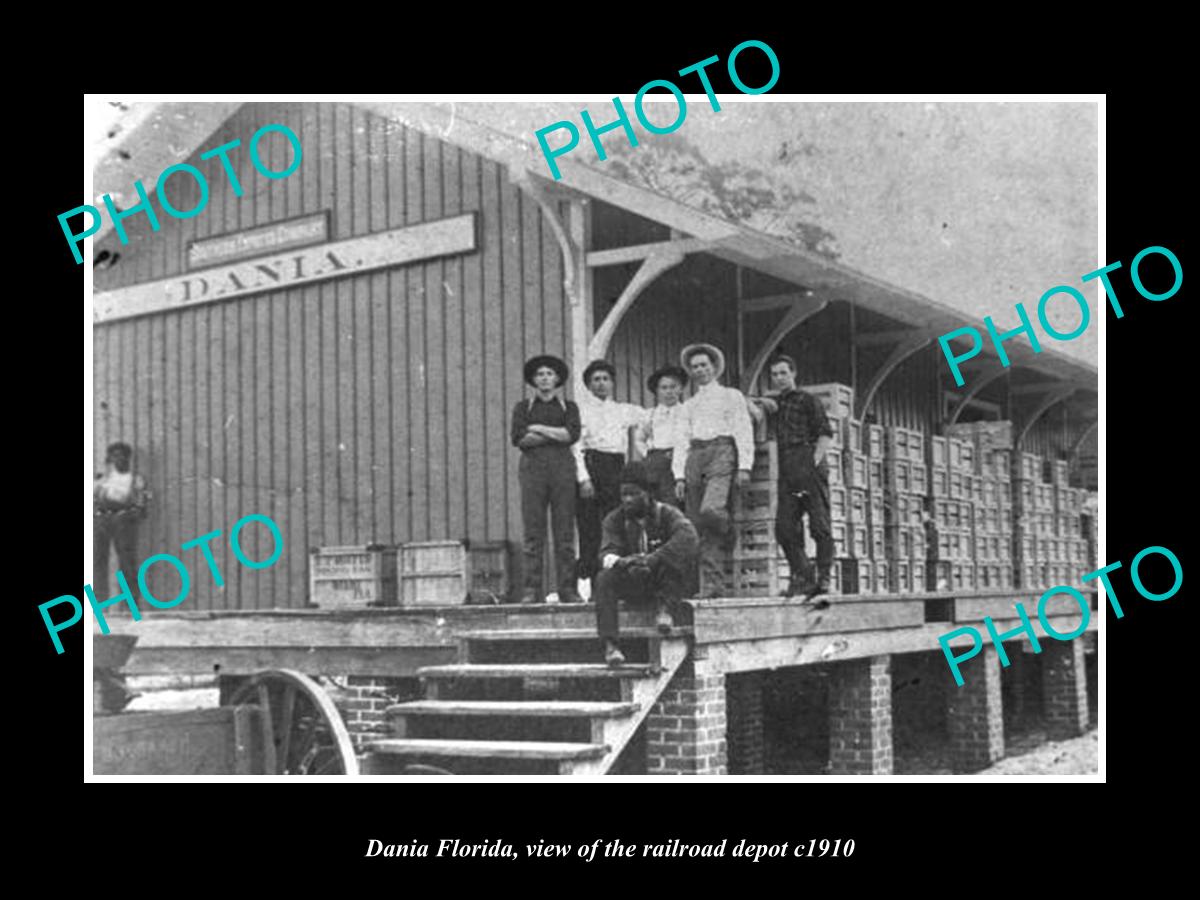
[93,212,478,324]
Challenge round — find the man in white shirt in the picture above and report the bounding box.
[639,365,689,506]
[94,442,151,601]
[574,360,649,590]
[673,344,754,597]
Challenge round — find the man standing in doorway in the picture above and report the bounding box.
[761,355,835,604]
[94,442,150,600]
[512,355,582,604]
[673,343,754,598]
[574,360,647,599]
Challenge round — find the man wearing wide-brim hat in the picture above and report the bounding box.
[672,343,755,597]
[511,354,582,604]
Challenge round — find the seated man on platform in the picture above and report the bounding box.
[594,461,699,667]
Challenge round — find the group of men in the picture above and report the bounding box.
[511,343,838,665]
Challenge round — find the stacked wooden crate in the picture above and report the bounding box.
[1012,451,1048,589]
[1049,460,1090,582]
[944,421,1015,591]
[725,440,782,596]
[807,383,857,595]
[882,425,928,593]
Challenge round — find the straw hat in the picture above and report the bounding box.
[679,343,726,380]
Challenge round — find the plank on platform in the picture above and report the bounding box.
[692,598,925,643]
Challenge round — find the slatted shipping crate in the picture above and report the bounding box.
[309,545,398,609]
[397,540,513,606]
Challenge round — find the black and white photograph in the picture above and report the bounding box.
[83,96,1102,779]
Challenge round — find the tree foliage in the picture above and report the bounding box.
[606,133,840,260]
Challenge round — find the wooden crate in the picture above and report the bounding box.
[847,451,868,489]
[733,481,777,521]
[866,424,884,458]
[396,540,515,605]
[733,519,775,559]
[801,382,854,419]
[912,463,928,496]
[826,447,843,486]
[928,435,948,468]
[908,432,925,465]
[719,556,781,597]
[851,524,868,559]
[929,465,949,498]
[750,441,779,483]
[848,487,867,524]
[844,418,862,454]
[885,459,912,493]
[309,545,398,609]
[868,457,884,493]
[829,485,847,523]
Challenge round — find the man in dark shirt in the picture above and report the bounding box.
[594,461,699,666]
[760,355,835,604]
[511,355,583,604]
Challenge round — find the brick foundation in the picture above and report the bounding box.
[947,645,1004,772]
[1001,641,1026,729]
[340,676,421,751]
[726,671,764,774]
[646,660,727,775]
[1042,640,1088,739]
[828,655,893,775]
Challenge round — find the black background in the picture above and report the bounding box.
[17,27,1188,887]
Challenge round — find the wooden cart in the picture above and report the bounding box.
[93,636,358,776]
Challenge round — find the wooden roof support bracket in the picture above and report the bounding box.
[946,365,1010,426]
[854,331,938,420]
[1014,383,1084,448]
[511,168,582,305]
[1069,419,1098,460]
[740,295,830,392]
[587,247,686,361]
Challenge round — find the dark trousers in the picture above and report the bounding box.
[594,563,685,643]
[94,512,140,600]
[576,450,624,579]
[519,450,578,597]
[644,449,680,507]
[775,446,834,588]
[684,437,737,594]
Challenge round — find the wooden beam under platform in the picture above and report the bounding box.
[102,587,1098,679]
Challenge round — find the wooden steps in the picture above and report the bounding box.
[360,621,693,775]
[366,738,610,775]
[388,700,639,718]
[418,663,657,679]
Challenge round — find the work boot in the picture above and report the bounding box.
[803,581,831,610]
[604,641,626,667]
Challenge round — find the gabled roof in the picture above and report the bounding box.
[94,100,1097,386]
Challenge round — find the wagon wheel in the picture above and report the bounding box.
[229,669,359,776]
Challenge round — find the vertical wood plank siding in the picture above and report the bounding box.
[92,103,568,610]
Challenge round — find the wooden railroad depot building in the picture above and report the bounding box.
[94,102,1100,775]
